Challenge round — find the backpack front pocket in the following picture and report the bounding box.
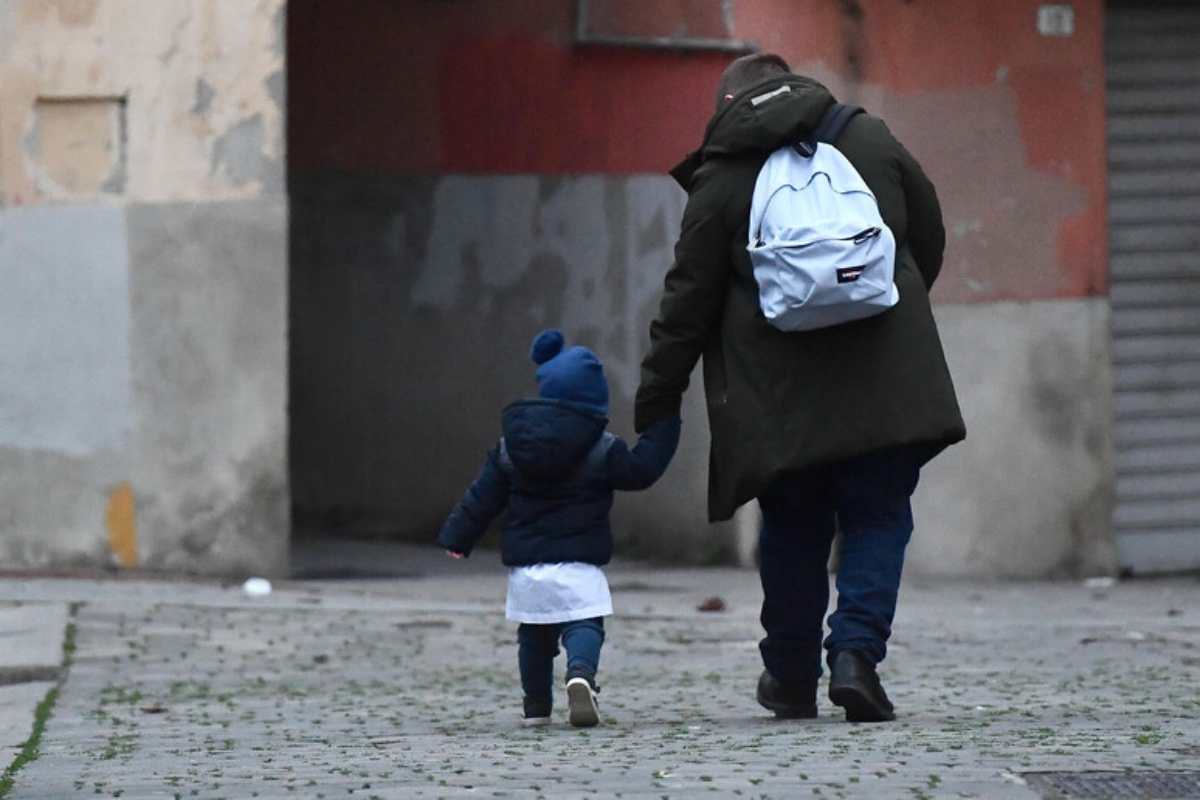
[750,224,899,331]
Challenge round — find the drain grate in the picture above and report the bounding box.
[1024,771,1200,799]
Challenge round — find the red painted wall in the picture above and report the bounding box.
[288,0,1108,303]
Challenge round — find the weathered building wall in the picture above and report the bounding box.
[289,0,1116,575]
[0,0,288,575]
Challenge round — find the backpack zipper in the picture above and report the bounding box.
[755,226,881,249]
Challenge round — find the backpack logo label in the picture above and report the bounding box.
[837,266,866,284]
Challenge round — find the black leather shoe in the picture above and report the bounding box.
[756,671,818,719]
[828,650,895,722]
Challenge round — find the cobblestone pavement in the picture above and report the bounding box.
[1,556,1198,799]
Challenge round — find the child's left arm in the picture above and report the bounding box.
[606,416,682,491]
[436,444,511,557]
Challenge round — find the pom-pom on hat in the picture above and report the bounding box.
[530,329,565,365]
[529,329,609,415]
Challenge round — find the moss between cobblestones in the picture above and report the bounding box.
[0,686,60,798]
[0,608,80,799]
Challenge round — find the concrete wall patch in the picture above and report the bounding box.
[0,204,131,456]
[127,199,288,576]
[911,298,1117,577]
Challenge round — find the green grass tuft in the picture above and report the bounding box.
[62,622,78,667]
[0,686,61,798]
[0,603,82,798]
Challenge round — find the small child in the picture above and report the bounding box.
[437,329,681,727]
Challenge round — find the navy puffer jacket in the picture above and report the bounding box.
[437,399,681,567]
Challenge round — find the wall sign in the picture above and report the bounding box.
[1037,4,1075,37]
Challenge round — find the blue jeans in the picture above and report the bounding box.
[757,446,921,693]
[517,618,605,702]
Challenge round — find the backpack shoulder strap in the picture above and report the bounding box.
[581,432,616,480]
[812,103,864,145]
[497,438,514,476]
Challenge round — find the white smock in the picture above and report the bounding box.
[505,562,613,624]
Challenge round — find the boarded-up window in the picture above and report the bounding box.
[575,0,755,52]
[29,96,126,199]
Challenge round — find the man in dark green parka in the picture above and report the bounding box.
[635,54,966,722]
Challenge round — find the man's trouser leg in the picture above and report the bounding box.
[757,469,836,692]
[824,447,921,667]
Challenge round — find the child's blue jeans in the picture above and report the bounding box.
[517,618,605,701]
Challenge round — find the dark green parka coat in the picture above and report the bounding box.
[635,74,966,521]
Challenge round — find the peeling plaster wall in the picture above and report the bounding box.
[287,1,1116,574]
[0,0,288,576]
[0,0,284,205]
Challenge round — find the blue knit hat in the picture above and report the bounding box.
[529,329,609,415]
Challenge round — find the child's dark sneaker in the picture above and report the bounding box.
[565,677,600,727]
[522,696,552,727]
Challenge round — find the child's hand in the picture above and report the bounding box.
[445,550,465,559]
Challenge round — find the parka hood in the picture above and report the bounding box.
[671,74,835,190]
[501,399,607,482]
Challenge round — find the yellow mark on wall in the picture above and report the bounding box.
[106,482,138,568]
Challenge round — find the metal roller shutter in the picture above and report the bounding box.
[1106,1,1200,572]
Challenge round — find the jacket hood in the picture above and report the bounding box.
[671,74,835,190]
[501,399,607,481]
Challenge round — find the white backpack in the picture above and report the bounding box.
[747,104,898,332]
